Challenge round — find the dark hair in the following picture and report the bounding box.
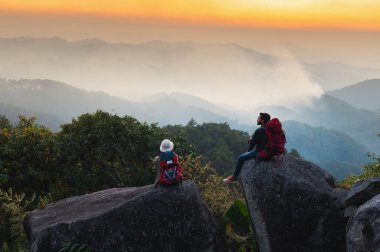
[259,112,271,123]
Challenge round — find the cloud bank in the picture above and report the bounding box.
[0,38,324,110]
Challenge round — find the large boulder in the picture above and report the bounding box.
[240,155,348,252]
[26,181,218,252]
[346,194,380,252]
[345,178,380,218]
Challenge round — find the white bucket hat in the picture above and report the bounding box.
[160,139,174,152]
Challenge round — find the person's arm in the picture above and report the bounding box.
[248,132,257,151]
[248,127,265,151]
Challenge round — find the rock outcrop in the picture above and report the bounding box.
[240,155,347,252]
[26,181,218,252]
[345,178,380,218]
[346,194,380,252]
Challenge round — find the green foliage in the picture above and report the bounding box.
[225,199,251,234]
[0,173,8,186]
[164,122,249,175]
[180,154,244,251]
[0,116,57,196]
[164,126,196,157]
[181,155,242,219]
[0,188,35,251]
[287,148,301,157]
[340,152,380,189]
[37,192,53,209]
[59,242,92,252]
[224,199,257,252]
[55,110,165,197]
[0,115,12,129]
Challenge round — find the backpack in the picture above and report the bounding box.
[258,118,286,158]
[159,151,183,185]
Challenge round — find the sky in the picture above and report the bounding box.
[2,0,380,30]
[1,0,380,109]
[1,0,380,69]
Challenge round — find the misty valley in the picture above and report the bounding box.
[1,37,380,252]
[1,76,379,180]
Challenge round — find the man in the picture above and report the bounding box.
[223,112,271,184]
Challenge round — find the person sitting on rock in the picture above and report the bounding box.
[154,139,183,187]
[223,112,271,184]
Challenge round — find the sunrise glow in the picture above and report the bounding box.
[1,0,380,30]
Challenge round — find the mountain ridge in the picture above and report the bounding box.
[328,79,380,111]
[1,77,378,179]
[1,36,379,102]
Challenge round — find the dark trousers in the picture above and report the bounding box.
[233,149,257,178]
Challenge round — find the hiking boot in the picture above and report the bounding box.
[223,175,238,184]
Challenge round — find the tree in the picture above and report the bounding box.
[288,148,301,157]
[340,133,380,188]
[187,118,197,127]
[0,116,56,196]
[0,115,12,129]
[164,122,249,175]
[55,111,165,196]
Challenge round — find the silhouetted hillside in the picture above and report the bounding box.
[304,62,380,91]
[297,94,380,154]
[249,95,380,154]
[0,102,62,130]
[1,77,379,177]
[0,78,246,128]
[283,121,370,179]
[328,79,380,111]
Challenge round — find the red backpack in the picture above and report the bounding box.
[258,118,286,159]
[159,151,183,185]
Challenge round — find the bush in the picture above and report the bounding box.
[0,188,35,251]
[55,111,165,197]
[0,116,57,197]
[340,153,380,189]
[181,155,243,219]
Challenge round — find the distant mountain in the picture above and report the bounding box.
[1,37,379,102]
[150,92,253,128]
[0,102,62,130]
[2,77,379,155]
[0,78,247,128]
[0,78,139,121]
[304,62,380,91]
[296,94,380,154]
[249,105,299,122]
[1,77,377,179]
[328,79,380,111]
[283,121,370,180]
[248,94,380,155]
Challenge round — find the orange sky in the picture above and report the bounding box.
[1,0,380,30]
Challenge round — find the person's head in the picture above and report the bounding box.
[257,112,271,125]
[160,139,174,152]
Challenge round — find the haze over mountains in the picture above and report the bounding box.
[328,79,380,111]
[1,37,380,109]
[0,36,379,180]
[0,77,378,179]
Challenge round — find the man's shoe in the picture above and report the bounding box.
[223,175,238,184]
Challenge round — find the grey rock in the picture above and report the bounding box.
[345,205,359,218]
[346,194,380,252]
[345,178,380,218]
[240,155,347,252]
[344,178,380,218]
[26,181,218,252]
